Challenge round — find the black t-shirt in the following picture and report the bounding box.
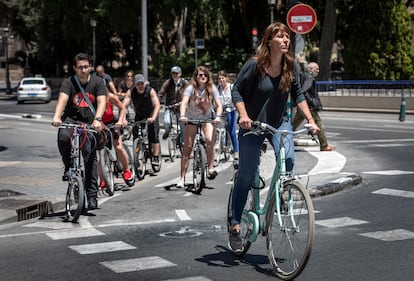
[131,85,154,121]
[60,75,107,123]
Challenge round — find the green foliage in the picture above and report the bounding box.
[337,0,414,79]
[3,0,414,80]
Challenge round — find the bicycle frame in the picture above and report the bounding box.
[242,124,310,242]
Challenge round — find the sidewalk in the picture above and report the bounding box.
[0,136,362,225]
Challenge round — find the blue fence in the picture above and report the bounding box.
[316,80,414,96]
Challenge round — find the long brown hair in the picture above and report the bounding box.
[255,22,294,94]
[190,66,215,103]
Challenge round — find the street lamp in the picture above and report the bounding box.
[90,18,97,69]
[3,27,11,95]
[268,0,276,23]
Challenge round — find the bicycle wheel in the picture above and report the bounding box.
[223,131,233,162]
[133,139,146,180]
[192,144,206,194]
[122,142,136,185]
[99,148,115,196]
[65,175,85,223]
[167,134,177,162]
[265,181,315,280]
[226,172,252,256]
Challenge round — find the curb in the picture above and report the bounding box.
[309,174,363,197]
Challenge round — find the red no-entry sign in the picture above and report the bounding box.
[287,4,317,34]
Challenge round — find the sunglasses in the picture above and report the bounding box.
[197,73,208,78]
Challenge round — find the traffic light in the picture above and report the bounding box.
[252,28,258,50]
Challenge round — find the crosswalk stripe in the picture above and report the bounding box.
[46,228,105,240]
[100,256,176,273]
[372,188,414,199]
[362,170,414,175]
[69,241,136,255]
[163,277,213,281]
[176,209,191,221]
[316,217,369,228]
[360,229,414,241]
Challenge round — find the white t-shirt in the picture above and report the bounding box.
[183,84,220,120]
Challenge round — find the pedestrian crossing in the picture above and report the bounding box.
[315,186,414,243]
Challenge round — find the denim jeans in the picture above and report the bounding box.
[226,110,239,153]
[231,118,294,225]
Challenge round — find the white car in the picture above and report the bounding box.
[17,77,52,104]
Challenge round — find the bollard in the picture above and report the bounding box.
[399,92,406,122]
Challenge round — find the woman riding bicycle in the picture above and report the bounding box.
[228,22,320,252]
[98,92,135,188]
[176,66,223,188]
[217,70,239,166]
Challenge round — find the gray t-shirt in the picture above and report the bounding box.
[183,84,220,120]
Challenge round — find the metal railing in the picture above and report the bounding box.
[316,80,414,97]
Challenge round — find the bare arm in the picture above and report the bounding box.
[148,88,161,123]
[108,93,126,126]
[234,101,252,130]
[179,95,190,122]
[52,92,69,126]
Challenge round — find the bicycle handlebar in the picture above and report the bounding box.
[186,119,216,125]
[164,102,181,109]
[244,121,312,137]
[57,122,97,133]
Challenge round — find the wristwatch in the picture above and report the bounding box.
[94,116,102,121]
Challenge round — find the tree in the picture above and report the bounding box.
[337,0,414,79]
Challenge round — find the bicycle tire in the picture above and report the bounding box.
[99,148,115,196]
[122,142,136,186]
[133,138,146,180]
[265,181,315,280]
[224,131,233,162]
[167,135,177,162]
[65,175,85,223]
[214,128,222,167]
[192,144,206,194]
[226,172,252,256]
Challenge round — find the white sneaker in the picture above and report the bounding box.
[176,177,184,188]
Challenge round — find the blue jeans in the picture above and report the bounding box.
[231,119,294,225]
[226,110,239,153]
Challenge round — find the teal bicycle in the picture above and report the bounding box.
[227,121,315,280]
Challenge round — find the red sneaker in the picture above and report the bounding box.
[123,169,133,181]
[99,181,106,189]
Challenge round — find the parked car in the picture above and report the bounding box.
[16,77,52,104]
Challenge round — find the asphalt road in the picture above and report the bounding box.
[0,99,413,280]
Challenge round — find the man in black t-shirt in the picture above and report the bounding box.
[123,74,161,167]
[52,53,107,210]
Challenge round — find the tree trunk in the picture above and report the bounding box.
[318,0,337,80]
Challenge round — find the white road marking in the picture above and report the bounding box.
[304,146,346,175]
[96,218,176,228]
[339,138,414,144]
[69,241,136,255]
[164,277,213,281]
[316,217,369,228]
[370,144,405,147]
[372,188,414,199]
[175,209,192,221]
[100,256,176,273]
[360,229,414,241]
[46,228,105,240]
[363,170,414,176]
[23,221,75,230]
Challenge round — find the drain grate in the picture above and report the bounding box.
[16,200,49,221]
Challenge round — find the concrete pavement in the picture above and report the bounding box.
[0,133,362,225]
